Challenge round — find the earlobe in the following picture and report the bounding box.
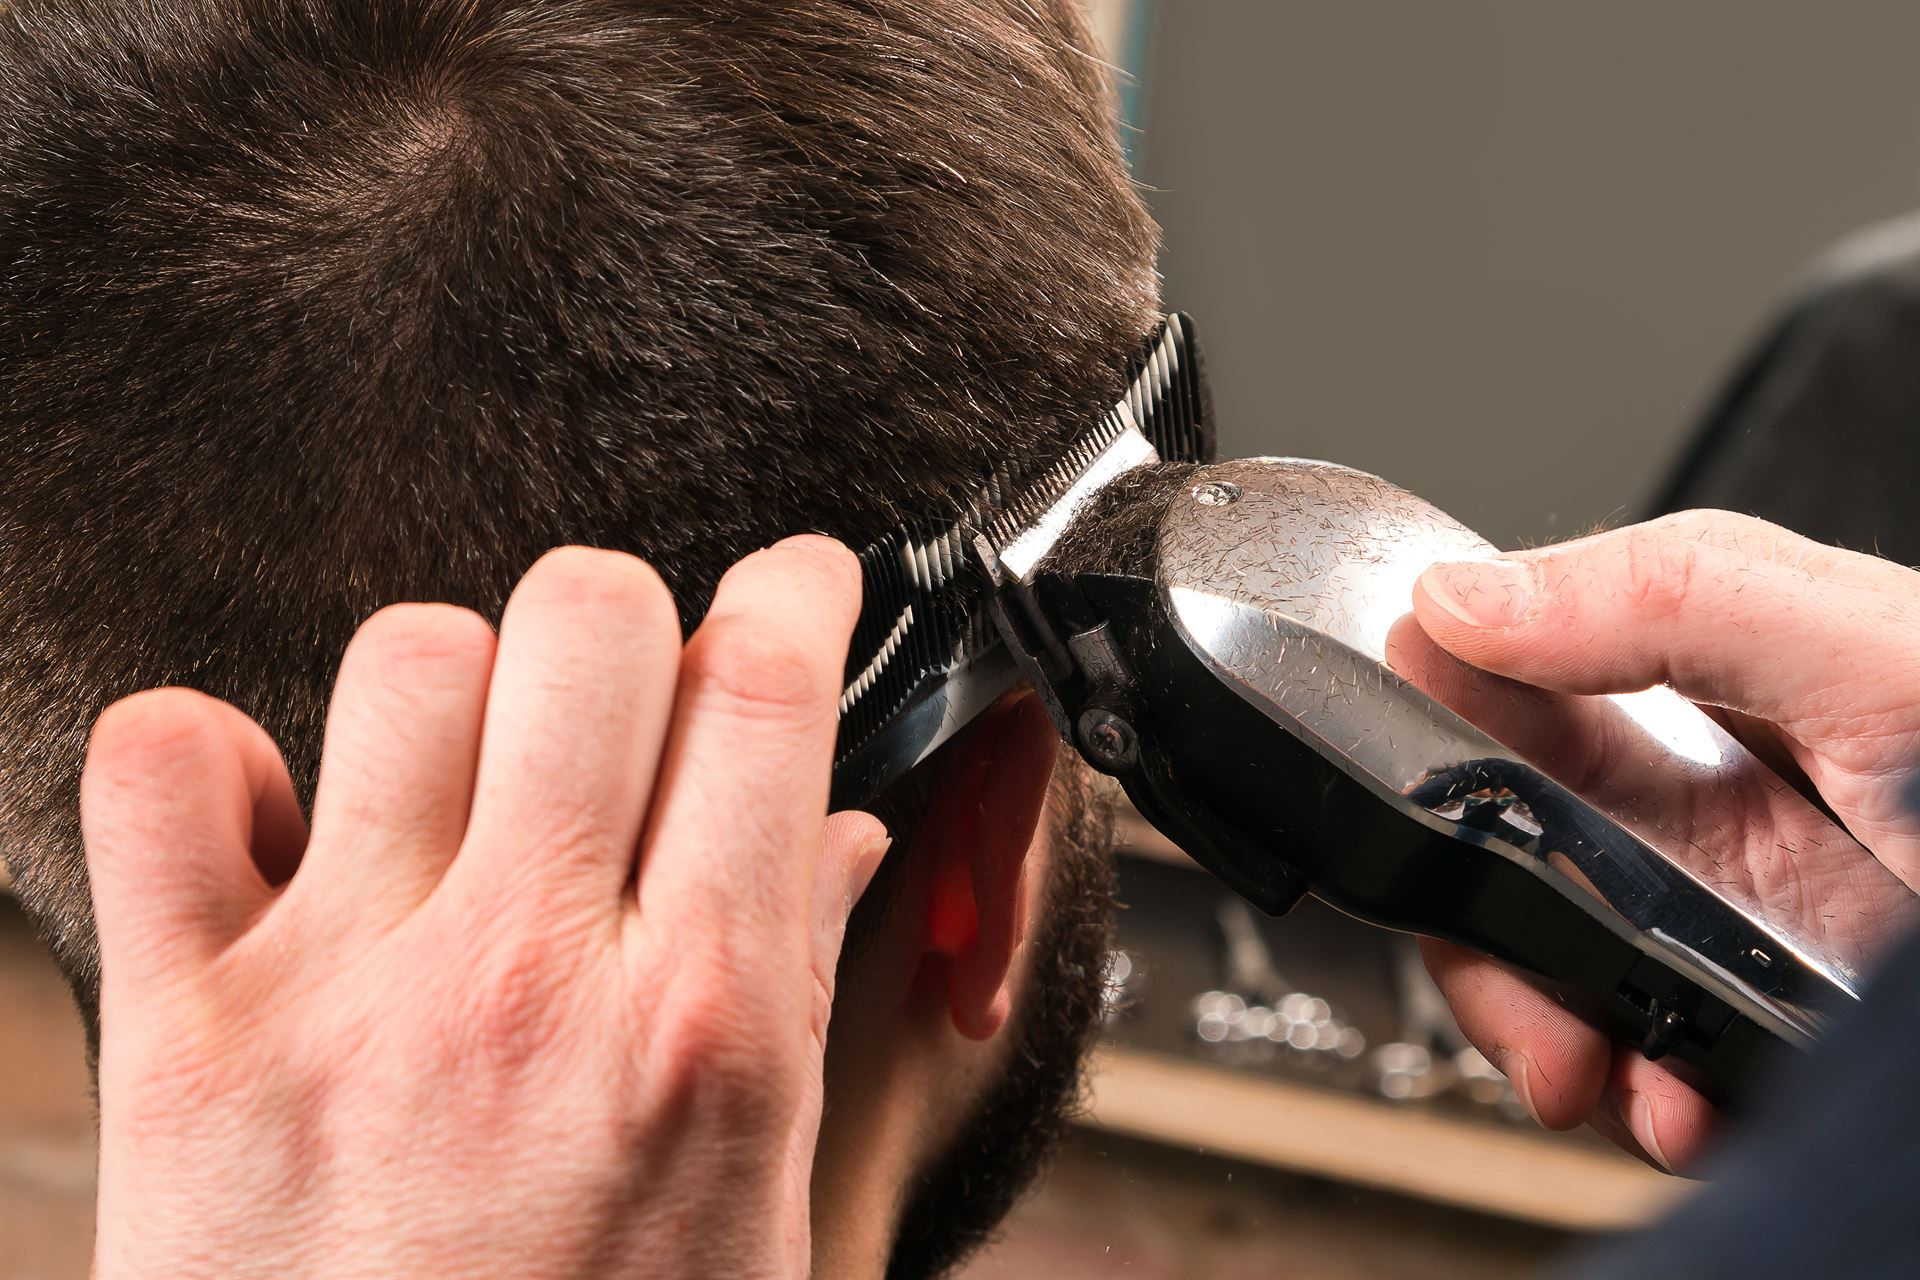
[919,694,1059,1042]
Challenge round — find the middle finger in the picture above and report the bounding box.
[634,536,861,987]
[444,546,683,917]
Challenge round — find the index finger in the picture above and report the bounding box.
[634,536,862,963]
[1409,510,1920,734]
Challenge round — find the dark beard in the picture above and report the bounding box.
[882,759,1120,1280]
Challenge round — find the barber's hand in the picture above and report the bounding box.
[1410,510,1920,1174]
[82,539,885,1279]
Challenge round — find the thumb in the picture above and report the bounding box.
[1409,510,1917,735]
[777,808,889,1266]
[809,809,892,1005]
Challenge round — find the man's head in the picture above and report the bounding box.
[0,0,1156,1273]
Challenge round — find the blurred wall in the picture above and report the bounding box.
[1136,1,1920,547]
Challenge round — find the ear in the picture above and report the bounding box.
[917,692,1059,1041]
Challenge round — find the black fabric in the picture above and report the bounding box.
[1652,240,1920,565]
[1566,922,1920,1279]
[1572,222,1920,1278]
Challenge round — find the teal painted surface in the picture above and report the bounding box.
[1115,0,1154,168]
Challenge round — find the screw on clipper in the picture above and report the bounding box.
[1077,707,1139,772]
[1191,480,1242,507]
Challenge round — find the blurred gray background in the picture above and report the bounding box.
[1131,0,1920,548]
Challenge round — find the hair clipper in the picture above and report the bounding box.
[831,315,1906,1102]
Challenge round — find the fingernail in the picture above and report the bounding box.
[1627,1092,1674,1173]
[1495,1050,1542,1127]
[1422,558,1537,629]
[848,837,892,907]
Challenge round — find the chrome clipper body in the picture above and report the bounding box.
[832,315,1905,1102]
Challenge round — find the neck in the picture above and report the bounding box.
[811,964,1001,1278]
[810,1021,934,1279]
[809,1090,908,1278]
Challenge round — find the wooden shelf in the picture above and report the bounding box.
[1081,1044,1686,1233]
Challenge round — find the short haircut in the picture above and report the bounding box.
[0,0,1158,1019]
[1,4,1156,1272]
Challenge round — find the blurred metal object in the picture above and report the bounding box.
[1101,948,1144,1022]
[1454,1045,1533,1122]
[1373,1042,1443,1100]
[1217,895,1290,1004]
[1369,937,1530,1120]
[1190,900,1367,1074]
[1187,900,1533,1120]
[1367,939,1454,1101]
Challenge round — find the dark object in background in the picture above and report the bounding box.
[1568,920,1920,1280]
[1570,214,1920,1279]
[1653,213,1920,565]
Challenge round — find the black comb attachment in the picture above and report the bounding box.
[1126,312,1214,465]
[831,313,1211,806]
[834,508,998,781]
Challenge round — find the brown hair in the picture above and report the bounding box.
[0,0,1158,1028]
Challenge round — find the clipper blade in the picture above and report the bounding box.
[830,313,1211,809]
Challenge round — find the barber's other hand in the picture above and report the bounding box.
[82,539,884,1279]
[1411,510,1920,1174]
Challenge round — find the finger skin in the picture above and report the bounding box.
[1411,510,1920,733]
[447,546,682,914]
[1421,940,1719,1170]
[810,810,891,1006]
[779,808,889,1240]
[627,535,862,1276]
[635,536,862,979]
[1414,507,1920,884]
[1384,610,1915,967]
[1604,1044,1717,1174]
[299,603,496,918]
[1407,512,1920,1173]
[1419,938,1609,1129]
[83,689,304,979]
[82,545,867,1280]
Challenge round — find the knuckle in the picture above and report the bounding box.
[351,603,495,677]
[684,617,837,720]
[651,984,799,1118]
[1657,507,1785,557]
[1652,508,1735,538]
[1619,522,1703,622]
[448,937,575,1077]
[86,690,233,794]
[522,546,679,621]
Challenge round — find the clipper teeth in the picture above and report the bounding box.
[897,522,971,592]
[833,313,1211,785]
[982,403,1131,551]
